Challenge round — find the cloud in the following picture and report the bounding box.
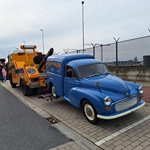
[0,0,150,59]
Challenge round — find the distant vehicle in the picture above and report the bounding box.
[7,45,53,96]
[46,54,145,124]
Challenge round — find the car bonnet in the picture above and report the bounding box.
[80,74,132,99]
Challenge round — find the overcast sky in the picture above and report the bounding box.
[0,0,150,58]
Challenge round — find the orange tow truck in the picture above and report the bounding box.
[7,45,53,96]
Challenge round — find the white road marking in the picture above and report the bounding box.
[95,115,150,146]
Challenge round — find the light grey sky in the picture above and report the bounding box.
[0,0,150,58]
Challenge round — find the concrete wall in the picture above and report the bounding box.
[108,66,150,86]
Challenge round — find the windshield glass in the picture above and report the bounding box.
[78,63,109,78]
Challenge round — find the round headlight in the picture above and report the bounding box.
[27,68,36,74]
[138,86,143,94]
[104,96,112,106]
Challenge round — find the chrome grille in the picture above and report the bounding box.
[115,97,138,112]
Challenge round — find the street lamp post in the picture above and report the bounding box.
[40,29,44,54]
[81,1,85,52]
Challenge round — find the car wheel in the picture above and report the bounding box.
[21,80,30,96]
[50,84,59,99]
[9,74,16,88]
[82,100,99,124]
[31,88,38,95]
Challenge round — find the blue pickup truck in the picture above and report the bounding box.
[46,54,145,124]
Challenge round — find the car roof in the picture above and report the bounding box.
[47,53,95,63]
[67,58,102,68]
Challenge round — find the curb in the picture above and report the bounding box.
[145,102,150,107]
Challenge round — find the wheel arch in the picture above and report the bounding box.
[48,81,59,99]
[80,98,97,113]
[9,73,17,88]
[20,78,23,87]
[48,81,54,92]
[82,99,99,124]
[77,89,102,110]
[80,98,88,108]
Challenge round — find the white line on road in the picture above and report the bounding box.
[95,115,150,146]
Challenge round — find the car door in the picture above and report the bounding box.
[64,66,79,106]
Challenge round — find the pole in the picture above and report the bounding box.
[93,45,95,57]
[99,44,110,61]
[113,37,120,67]
[82,1,85,52]
[91,43,97,57]
[40,29,44,54]
[101,45,103,61]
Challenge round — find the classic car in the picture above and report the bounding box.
[46,54,145,124]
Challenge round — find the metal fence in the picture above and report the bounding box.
[67,35,150,65]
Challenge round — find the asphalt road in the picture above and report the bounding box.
[0,84,71,150]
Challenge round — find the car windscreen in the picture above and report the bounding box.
[78,63,109,78]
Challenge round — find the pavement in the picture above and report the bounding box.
[1,81,150,150]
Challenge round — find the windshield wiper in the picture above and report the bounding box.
[89,73,102,77]
[103,72,109,75]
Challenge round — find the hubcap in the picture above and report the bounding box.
[84,104,95,121]
[86,107,92,116]
[52,86,56,97]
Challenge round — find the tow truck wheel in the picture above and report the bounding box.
[82,100,99,124]
[9,75,16,88]
[50,84,59,99]
[21,80,29,96]
[31,88,38,95]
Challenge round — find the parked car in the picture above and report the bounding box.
[46,54,145,124]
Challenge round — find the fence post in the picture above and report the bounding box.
[91,43,97,57]
[113,37,120,67]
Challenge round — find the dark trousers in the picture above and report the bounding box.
[0,73,3,82]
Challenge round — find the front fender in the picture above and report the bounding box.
[125,81,141,94]
[75,88,106,113]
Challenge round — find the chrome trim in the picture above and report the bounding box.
[115,97,137,112]
[97,101,145,120]
[111,94,139,106]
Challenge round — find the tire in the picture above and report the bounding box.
[82,100,99,124]
[50,84,59,99]
[21,80,30,96]
[9,74,16,88]
[31,88,38,95]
